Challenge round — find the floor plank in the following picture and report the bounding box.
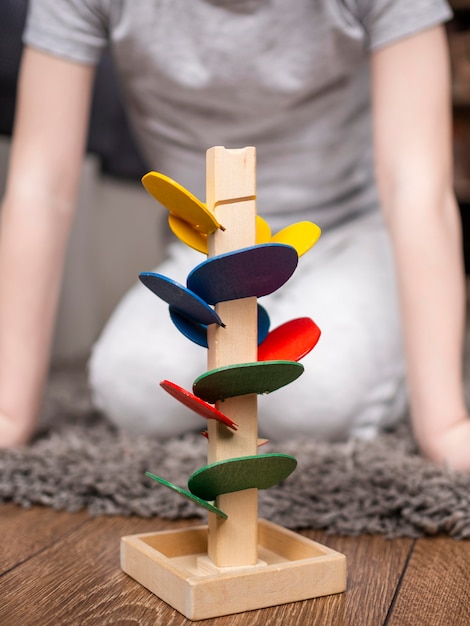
[0,503,90,575]
[0,507,414,626]
[387,536,470,626]
[308,532,414,626]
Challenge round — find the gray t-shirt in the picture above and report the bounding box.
[23,0,451,230]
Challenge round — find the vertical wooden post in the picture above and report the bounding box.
[206,147,259,567]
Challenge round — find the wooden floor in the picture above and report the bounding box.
[1,503,469,625]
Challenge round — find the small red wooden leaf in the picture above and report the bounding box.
[160,380,238,430]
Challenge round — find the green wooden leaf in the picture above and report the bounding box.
[145,472,228,519]
[193,361,304,404]
[188,454,297,501]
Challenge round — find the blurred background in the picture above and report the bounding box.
[1,1,470,364]
[0,0,168,363]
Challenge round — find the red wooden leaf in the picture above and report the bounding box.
[258,317,321,362]
[160,380,238,430]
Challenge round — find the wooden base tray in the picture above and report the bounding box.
[121,519,347,621]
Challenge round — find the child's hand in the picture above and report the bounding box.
[423,417,470,472]
[0,411,32,448]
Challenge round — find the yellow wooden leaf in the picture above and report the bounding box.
[255,215,272,244]
[168,214,272,253]
[142,171,222,234]
[271,221,321,257]
[168,214,208,253]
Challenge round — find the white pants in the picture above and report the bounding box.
[89,210,407,441]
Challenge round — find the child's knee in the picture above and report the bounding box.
[88,312,206,437]
[259,338,405,442]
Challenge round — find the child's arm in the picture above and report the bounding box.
[372,25,470,471]
[0,48,95,447]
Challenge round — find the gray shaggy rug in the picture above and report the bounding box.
[1,360,469,539]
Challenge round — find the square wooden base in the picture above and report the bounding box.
[121,519,346,621]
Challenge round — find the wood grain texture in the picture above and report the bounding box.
[0,509,199,626]
[0,505,420,626]
[387,536,470,626]
[0,502,89,575]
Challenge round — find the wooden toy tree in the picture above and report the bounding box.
[121,147,346,621]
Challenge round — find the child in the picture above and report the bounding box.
[1,0,469,471]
